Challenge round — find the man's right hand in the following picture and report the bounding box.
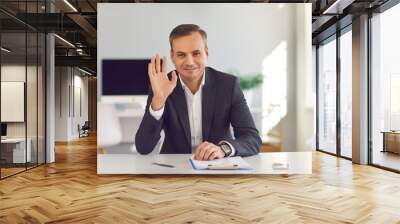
[148,54,178,111]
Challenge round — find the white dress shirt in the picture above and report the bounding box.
[149,71,235,156]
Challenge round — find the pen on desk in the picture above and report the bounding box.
[272,162,289,170]
[152,162,175,168]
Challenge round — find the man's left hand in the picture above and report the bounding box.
[194,141,225,160]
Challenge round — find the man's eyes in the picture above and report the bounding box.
[177,52,201,58]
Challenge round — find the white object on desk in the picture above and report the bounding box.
[97,149,312,175]
[189,156,252,170]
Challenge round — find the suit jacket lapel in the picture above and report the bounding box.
[202,68,217,141]
[171,78,191,149]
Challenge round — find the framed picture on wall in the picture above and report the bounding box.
[1,81,25,122]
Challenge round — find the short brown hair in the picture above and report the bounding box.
[169,24,207,49]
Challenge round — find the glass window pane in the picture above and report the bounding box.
[371,3,400,171]
[318,37,337,154]
[27,31,38,169]
[340,29,352,158]
[38,32,45,165]
[0,0,46,179]
[26,0,40,169]
[1,31,27,177]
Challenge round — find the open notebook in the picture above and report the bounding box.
[189,156,252,170]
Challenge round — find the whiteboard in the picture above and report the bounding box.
[1,82,25,122]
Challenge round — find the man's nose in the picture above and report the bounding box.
[185,55,194,65]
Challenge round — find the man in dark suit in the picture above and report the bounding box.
[135,24,261,160]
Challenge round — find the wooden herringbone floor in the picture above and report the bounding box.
[1,135,400,224]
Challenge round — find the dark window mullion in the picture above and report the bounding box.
[316,45,320,150]
[336,29,341,157]
[367,11,373,165]
[36,0,39,167]
[24,0,28,171]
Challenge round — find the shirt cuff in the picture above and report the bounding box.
[149,105,164,120]
[218,140,236,157]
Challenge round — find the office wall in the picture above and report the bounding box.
[73,73,89,137]
[1,65,41,138]
[1,63,46,167]
[98,3,313,151]
[55,67,89,141]
[295,6,314,151]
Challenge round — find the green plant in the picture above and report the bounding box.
[227,68,263,90]
[239,74,263,90]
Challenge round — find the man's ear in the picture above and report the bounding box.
[205,47,209,57]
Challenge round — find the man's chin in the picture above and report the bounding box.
[184,68,198,73]
[180,69,202,79]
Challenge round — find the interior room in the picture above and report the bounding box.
[0,1,399,223]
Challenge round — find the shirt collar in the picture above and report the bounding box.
[178,70,206,92]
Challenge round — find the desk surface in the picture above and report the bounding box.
[1,138,28,143]
[381,131,400,134]
[97,148,312,175]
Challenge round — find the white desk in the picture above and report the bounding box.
[97,147,312,175]
[1,138,31,163]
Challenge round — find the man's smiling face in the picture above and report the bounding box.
[170,31,208,82]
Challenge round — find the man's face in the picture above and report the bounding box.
[170,32,208,82]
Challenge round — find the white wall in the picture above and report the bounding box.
[55,67,89,141]
[295,5,314,151]
[1,65,40,137]
[72,73,89,138]
[98,3,313,151]
[55,67,69,141]
[1,64,46,163]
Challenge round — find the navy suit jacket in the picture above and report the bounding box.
[135,67,261,156]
